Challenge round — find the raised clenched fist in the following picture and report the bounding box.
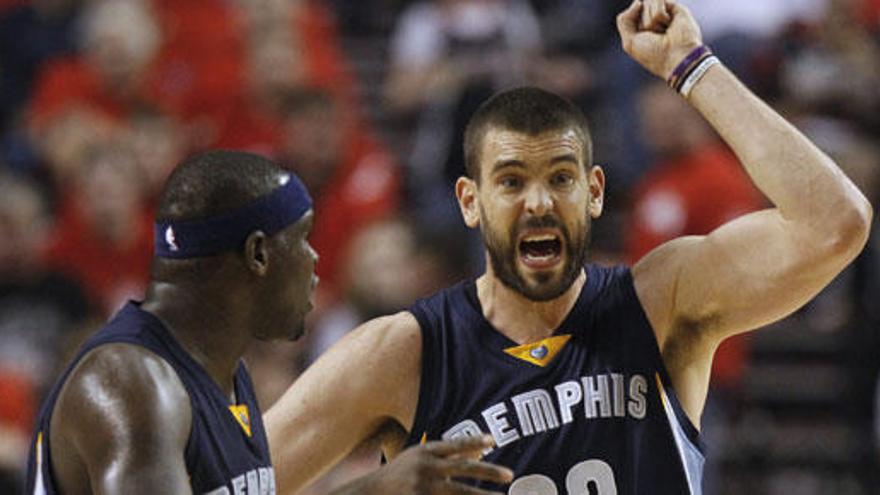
[617,0,703,80]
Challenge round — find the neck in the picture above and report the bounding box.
[476,264,586,345]
[141,281,250,399]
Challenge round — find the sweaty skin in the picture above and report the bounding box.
[265,1,872,493]
[44,207,319,495]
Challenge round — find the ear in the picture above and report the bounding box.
[455,176,481,228]
[587,165,605,219]
[244,231,269,276]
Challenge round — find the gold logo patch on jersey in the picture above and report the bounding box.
[504,334,572,367]
[229,405,252,437]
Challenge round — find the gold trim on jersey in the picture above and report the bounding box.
[229,405,252,437]
[503,334,572,367]
[655,373,667,407]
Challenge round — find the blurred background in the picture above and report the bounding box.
[0,0,878,493]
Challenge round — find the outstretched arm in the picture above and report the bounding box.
[617,0,873,423]
[50,344,192,494]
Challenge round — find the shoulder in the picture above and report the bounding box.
[52,343,191,461]
[631,236,704,345]
[340,311,422,358]
[271,312,423,430]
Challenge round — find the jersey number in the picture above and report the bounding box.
[508,459,617,495]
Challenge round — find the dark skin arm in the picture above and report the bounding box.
[49,344,192,495]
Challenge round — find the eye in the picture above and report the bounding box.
[551,171,574,187]
[498,175,523,190]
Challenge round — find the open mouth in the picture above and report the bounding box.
[518,232,563,269]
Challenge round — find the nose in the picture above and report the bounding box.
[524,183,554,217]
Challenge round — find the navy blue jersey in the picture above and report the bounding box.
[25,302,275,495]
[406,264,704,495]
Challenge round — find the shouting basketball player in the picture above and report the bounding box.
[265,1,872,494]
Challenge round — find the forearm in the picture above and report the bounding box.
[688,64,872,232]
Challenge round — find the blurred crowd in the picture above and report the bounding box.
[0,0,878,493]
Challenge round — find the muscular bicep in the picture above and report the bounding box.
[51,344,192,495]
[638,208,861,344]
[264,312,422,495]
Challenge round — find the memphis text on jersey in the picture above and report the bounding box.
[440,371,648,449]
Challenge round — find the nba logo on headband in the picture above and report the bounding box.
[154,172,312,259]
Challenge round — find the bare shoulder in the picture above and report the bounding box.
[338,311,422,357]
[306,310,423,416]
[55,342,190,421]
[51,343,191,478]
[267,310,423,422]
[631,235,703,346]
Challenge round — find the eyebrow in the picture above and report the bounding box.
[490,154,580,175]
[550,154,580,166]
[490,159,526,175]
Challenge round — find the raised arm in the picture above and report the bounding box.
[265,312,512,495]
[50,344,192,494]
[617,1,873,422]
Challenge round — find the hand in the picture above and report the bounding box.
[617,0,703,79]
[347,436,514,495]
[639,0,671,32]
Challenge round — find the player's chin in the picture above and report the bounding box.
[521,263,577,300]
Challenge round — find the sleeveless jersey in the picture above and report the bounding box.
[25,302,276,495]
[406,264,704,495]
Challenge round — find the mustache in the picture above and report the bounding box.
[519,215,563,231]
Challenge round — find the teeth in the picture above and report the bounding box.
[524,252,555,260]
[522,234,557,242]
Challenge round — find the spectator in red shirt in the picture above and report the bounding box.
[45,141,153,315]
[276,87,400,303]
[27,0,163,131]
[211,0,360,154]
[27,0,248,148]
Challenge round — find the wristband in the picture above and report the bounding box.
[667,45,710,90]
[679,55,720,98]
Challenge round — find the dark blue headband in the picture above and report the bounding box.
[154,173,312,258]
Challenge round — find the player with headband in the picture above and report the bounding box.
[25,150,512,495]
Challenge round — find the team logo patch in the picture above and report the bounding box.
[504,335,572,367]
[530,345,549,360]
[229,405,252,437]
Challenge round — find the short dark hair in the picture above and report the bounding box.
[463,87,593,181]
[156,150,286,222]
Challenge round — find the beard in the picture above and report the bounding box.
[480,206,590,302]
